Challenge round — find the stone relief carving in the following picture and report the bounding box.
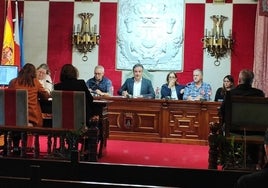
[116,0,184,71]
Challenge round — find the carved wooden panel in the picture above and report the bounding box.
[169,109,200,139]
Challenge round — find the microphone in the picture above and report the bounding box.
[46,80,53,85]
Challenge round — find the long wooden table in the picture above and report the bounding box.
[102,97,221,145]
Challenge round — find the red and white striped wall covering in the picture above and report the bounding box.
[0,0,258,98]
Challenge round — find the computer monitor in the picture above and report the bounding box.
[0,65,18,86]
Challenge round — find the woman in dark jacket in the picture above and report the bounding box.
[160,71,185,100]
[54,64,94,125]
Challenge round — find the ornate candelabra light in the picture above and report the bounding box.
[202,15,234,66]
[72,13,100,61]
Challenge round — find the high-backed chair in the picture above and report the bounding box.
[0,89,28,156]
[52,90,86,130]
[0,89,28,127]
[52,90,98,161]
[208,96,268,170]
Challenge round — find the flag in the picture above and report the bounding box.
[1,0,15,66]
[14,0,21,69]
[19,14,25,68]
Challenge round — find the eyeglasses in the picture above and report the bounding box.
[169,76,176,78]
[94,72,103,75]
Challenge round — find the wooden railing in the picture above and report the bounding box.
[0,157,250,188]
[0,125,99,162]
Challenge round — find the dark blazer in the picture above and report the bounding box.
[160,83,185,100]
[220,84,265,121]
[229,84,265,97]
[54,79,94,125]
[117,77,155,98]
[214,87,224,102]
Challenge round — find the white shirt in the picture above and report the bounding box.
[39,74,53,93]
[133,79,142,97]
[171,86,178,99]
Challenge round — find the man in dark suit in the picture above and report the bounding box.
[221,69,265,124]
[117,63,155,99]
[235,130,268,188]
[220,69,265,170]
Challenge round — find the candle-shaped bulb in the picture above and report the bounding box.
[94,24,97,34]
[77,24,80,33]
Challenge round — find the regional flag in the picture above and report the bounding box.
[19,14,25,68]
[1,0,15,66]
[14,0,21,69]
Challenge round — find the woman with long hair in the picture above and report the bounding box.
[9,63,51,127]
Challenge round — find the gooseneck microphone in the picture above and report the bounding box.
[46,80,53,85]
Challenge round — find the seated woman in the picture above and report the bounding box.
[54,64,95,160]
[54,64,94,125]
[160,72,185,100]
[36,63,53,94]
[214,75,235,102]
[9,63,51,154]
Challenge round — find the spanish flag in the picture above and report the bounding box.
[1,0,15,66]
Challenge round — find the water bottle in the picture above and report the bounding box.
[155,87,160,99]
[109,86,114,96]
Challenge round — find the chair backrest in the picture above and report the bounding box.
[225,95,268,135]
[0,89,28,127]
[52,90,86,130]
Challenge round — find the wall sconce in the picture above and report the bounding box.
[72,13,100,61]
[202,15,234,66]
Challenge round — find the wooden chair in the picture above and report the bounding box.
[0,89,28,157]
[52,90,86,130]
[51,90,98,161]
[225,95,268,142]
[224,95,268,169]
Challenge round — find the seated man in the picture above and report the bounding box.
[117,63,155,99]
[183,69,212,101]
[221,69,265,170]
[86,65,113,96]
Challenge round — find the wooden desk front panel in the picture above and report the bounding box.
[107,97,221,145]
[108,98,162,142]
[167,101,202,141]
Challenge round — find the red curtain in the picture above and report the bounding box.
[253,0,268,96]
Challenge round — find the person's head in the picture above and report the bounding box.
[193,69,203,84]
[94,65,105,81]
[223,75,234,90]
[238,69,254,85]
[132,63,144,81]
[59,64,78,82]
[37,64,50,81]
[166,71,178,84]
[17,63,36,87]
